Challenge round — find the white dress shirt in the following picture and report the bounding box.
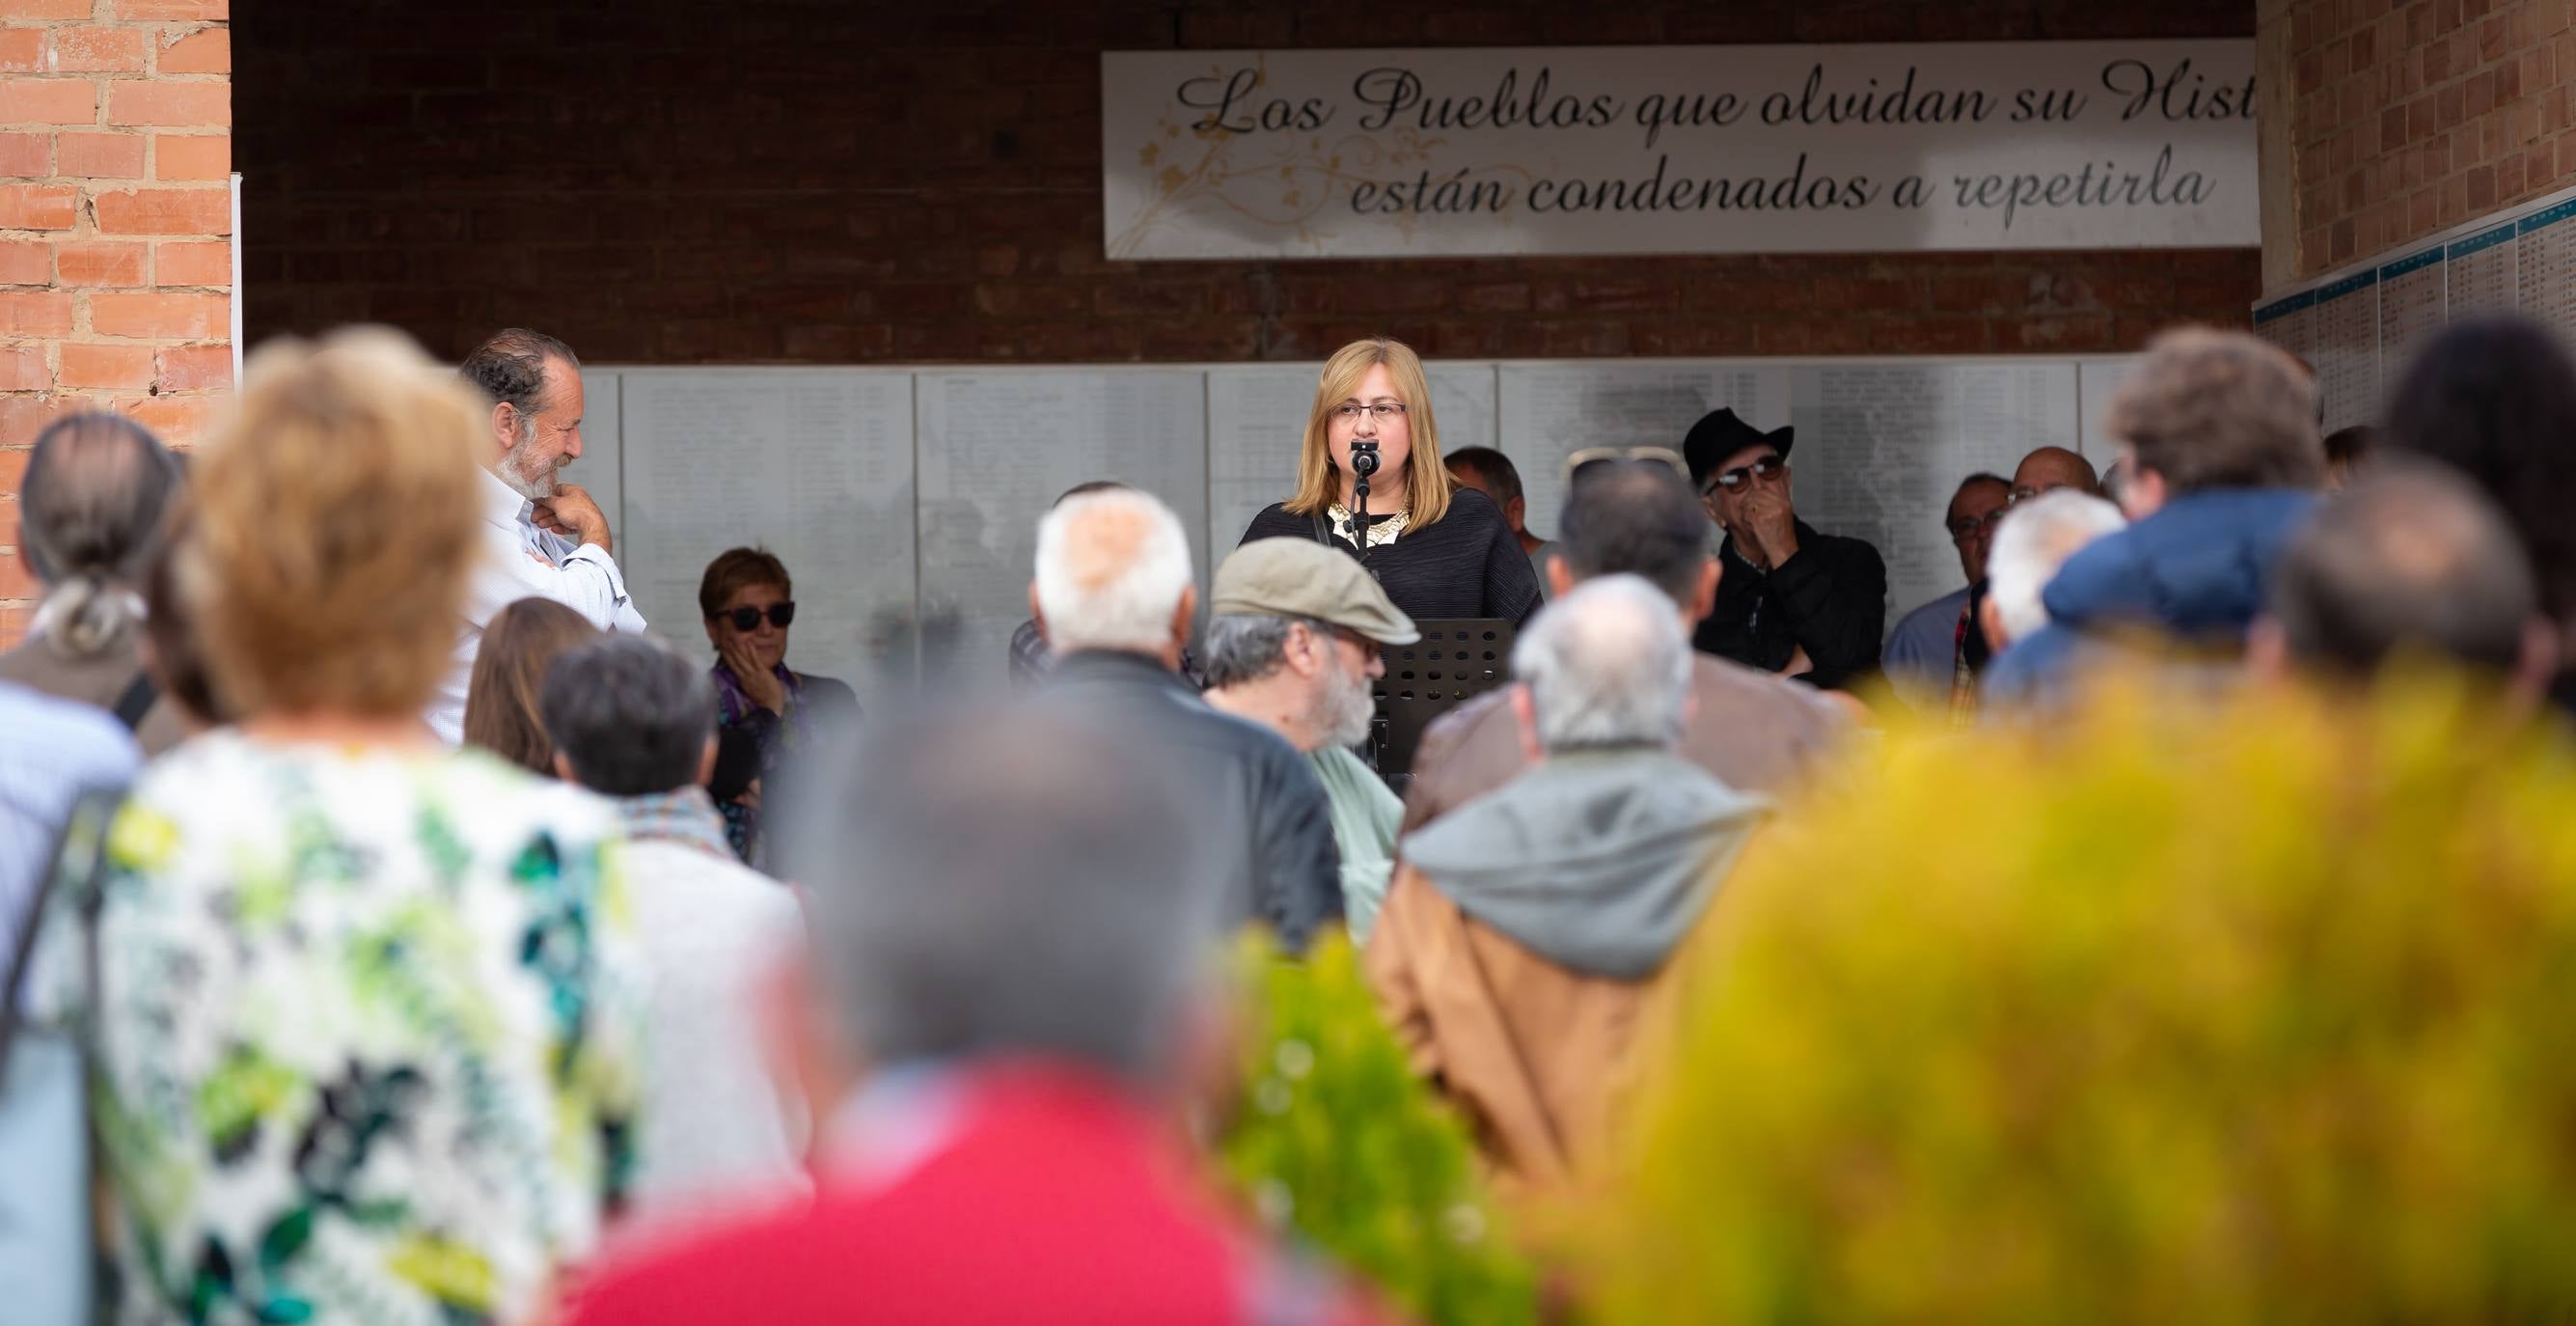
[426,467,648,744]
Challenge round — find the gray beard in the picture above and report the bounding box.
[499,437,560,501]
[1315,658,1376,750]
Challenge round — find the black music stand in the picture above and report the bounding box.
[1368,619,1516,791]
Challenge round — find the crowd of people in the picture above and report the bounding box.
[2,310,2573,1324]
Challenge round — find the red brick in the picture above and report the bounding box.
[0,28,41,73]
[120,393,221,444]
[92,186,229,235]
[0,80,98,126]
[151,132,225,180]
[0,183,76,229]
[153,237,225,286]
[156,27,228,75]
[0,291,73,336]
[46,26,149,74]
[58,342,154,389]
[56,239,146,286]
[1811,276,1921,311]
[0,546,37,601]
[57,130,144,178]
[0,345,44,391]
[114,0,228,16]
[1870,317,1994,354]
[89,290,225,338]
[106,82,229,128]
[0,445,21,494]
[152,343,226,391]
[0,240,44,285]
[0,132,43,178]
[1,0,96,16]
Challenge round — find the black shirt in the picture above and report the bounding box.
[1239,487,1543,626]
[1692,519,1887,690]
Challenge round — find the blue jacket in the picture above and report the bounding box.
[1985,488,2319,706]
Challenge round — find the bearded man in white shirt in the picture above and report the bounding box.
[428,327,648,743]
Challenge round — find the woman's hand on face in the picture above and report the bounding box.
[724,639,787,713]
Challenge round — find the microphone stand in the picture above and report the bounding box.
[1350,440,1380,568]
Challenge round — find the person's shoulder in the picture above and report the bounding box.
[1815,524,1887,567]
[567,1201,830,1325]
[1437,485,1505,529]
[796,672,861,712]
[436,747,624,851]
[0,679,140,779]
[1691,651,1850,726]
[1240,503,1308,543]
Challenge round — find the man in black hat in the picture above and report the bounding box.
[1683,408,1888,690]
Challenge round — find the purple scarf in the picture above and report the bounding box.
[711,660,819,749]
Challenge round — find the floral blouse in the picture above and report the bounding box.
[28,732,645,1326]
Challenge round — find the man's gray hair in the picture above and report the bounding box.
[1033,487,1193,655]
[457,327,579,431]
[1513,573,1692,752]
[1987,490,2128,646]
[780,703,1214,1084]
[1202,612,1335,688]
[540,634,716,797]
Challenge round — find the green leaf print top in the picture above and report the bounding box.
[25,732,647,1326]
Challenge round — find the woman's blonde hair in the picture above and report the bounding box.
[1285,337,1454,527]
[187,327,486,719]
[464,596,599,775]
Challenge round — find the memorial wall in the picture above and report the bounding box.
[570,354,2133,699]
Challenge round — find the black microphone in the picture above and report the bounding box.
[1350,439,1381,478]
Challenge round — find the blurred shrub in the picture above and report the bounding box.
[1589,672,2576,1322]
[1219,931,1540,1326]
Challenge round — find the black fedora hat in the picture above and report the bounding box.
[1683,408,1795,489]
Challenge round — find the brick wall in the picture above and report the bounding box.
[2272,0,2576,281]
[0,0,231,647]
[236,0,2260,367]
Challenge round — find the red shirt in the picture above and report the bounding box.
[565,1063,1388,1326]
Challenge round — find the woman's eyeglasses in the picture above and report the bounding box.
[715,603,797,631]
[1329,402,1409,425]
[1565,447,1688,484]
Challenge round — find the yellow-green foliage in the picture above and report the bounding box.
[1220,931,1540,1326]
[1590,672,2576,1323]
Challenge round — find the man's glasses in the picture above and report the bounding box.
[1946,509,2008,541]
[1329,401,1409,425]
[1705,456,1785,494]
[715,603,797,631]
[1565,446,1688,484]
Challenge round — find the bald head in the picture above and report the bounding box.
[2012,446,2100,502]
[2268,466,2541,680]
[1031,487,1195,659]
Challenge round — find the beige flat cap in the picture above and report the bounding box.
[1211,538,1420,645]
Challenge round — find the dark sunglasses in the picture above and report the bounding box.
[714,602,796,631]
[1705,456,1785,494]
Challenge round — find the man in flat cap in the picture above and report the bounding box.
[1682,407,1888,690]
[1203,538,1416,940]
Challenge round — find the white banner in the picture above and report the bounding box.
[1102,41,2257,261]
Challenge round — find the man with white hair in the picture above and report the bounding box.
[1367,575,1771,1193]
[1029,487,1341,950]
[1978,489,2128,682]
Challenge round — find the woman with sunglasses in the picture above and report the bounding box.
[699,546,858,865]
[1239,337,1542,627]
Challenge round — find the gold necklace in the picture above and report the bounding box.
[1326,502,1410,548]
